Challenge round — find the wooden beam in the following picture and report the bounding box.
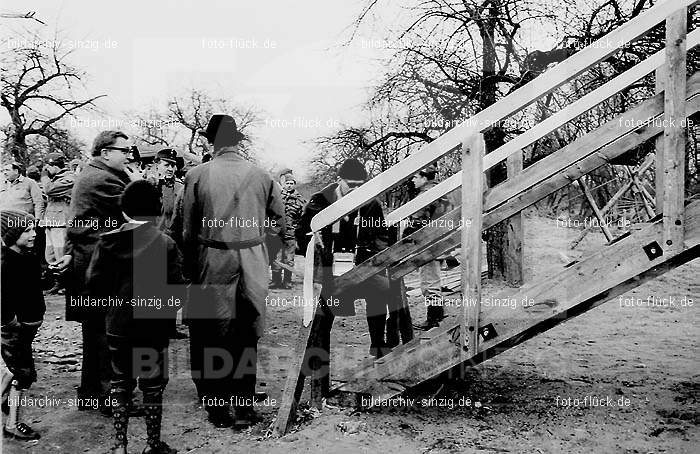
[385,27,700,225]
[663,7,688,253]
[335,200,700,396]
[655,65,666,214]
[461,134,484,354]
[505,151,524,285]
[388,90,700,278]
[578,178,614,241]
[309,0,694,233]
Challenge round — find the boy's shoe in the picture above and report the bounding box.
[3,422,41,440]
[142,441,177,454]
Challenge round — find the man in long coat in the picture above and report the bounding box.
[179,114,285,428]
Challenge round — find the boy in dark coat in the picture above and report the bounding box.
[1,210,45,440]
[86,181,184,454]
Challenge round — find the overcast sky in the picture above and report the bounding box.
[1,0,398,178]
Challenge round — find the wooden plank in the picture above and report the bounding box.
[655,65,667,214]
[272,315,316,436]
[505,151,524,285]
[385,27,700,224]
[663,7,688,253]
[461,134,484,354]
[336,200,700,396]
[309,0,692,233]
[388,91,700,278]
[578,178,614,241]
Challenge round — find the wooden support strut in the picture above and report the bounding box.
[663,7,688,253]
[460,134,484,355]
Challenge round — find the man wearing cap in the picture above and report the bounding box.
[296,158,411,366]
[178,114,285,428]
[152,148,184,234]
[270,173,306,289]
[405,165,451,330]
[0,161,45,221]
[40,153,75,294]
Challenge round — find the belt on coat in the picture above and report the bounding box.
[198,234,265,250]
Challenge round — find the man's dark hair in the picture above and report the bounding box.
[91,130,129,156]
[120,180,162,221]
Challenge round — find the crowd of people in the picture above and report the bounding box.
[0,113,452,453]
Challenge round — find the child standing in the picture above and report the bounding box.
[1,209,45,440]
[86,181,184,454]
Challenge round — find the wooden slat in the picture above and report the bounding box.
[388,89,700,278]
[386,27,700,224]
[663,7,688,253]
[655,65,667,214]
[310,0,693,233]
[336,200,700,396]
[461,134,484,354]
[505,151,524,285]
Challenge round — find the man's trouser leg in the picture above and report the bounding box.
[80,316,111,407]
[281,238,296,287]
[386,278,413,347]
[420,260,444,322]
[362,277,389,357]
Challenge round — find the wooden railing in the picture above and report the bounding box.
[309,0,697,233]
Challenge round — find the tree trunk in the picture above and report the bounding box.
[479,4,510,281]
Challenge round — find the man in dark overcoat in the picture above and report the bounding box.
[178,114,285,428]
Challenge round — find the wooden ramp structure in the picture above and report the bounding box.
[273,0,699,435]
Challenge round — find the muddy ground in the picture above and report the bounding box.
[3,216,698,453]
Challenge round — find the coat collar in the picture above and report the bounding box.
[88,158,129,181]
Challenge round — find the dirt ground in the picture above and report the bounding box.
[3,215,698,453]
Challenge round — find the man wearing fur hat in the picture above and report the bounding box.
[178,114,285,428]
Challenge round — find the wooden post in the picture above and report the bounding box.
[663,7,687,253]
[655,66,666,215]
[504,151,524,285]
[460,133,484,356]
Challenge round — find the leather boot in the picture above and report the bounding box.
[269,270,283,289]
[110,390,130,451]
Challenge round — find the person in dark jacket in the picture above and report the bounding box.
[295,158,412,360]
[1,210,45,441]
[86,181,183,454]
[405,166,451,330]
[270,174,306,289]
[52,130,141,412]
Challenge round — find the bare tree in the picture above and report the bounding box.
[1,27,104,163]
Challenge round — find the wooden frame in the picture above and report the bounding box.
[310,0,694,233]
[386,27,700,224]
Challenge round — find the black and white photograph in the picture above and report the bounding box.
[0,0,698,452]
